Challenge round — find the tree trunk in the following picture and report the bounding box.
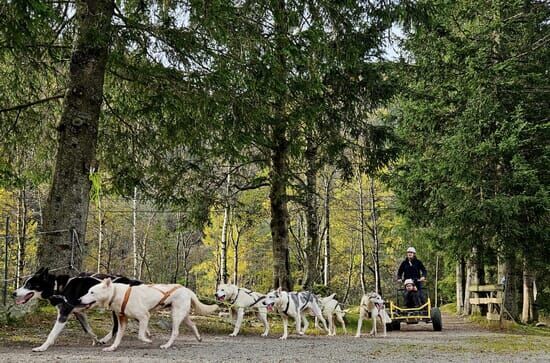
[456,258,465,314]
[96,193,102,273]
[303,138,320,290]
[132,187,137,278]
[268,0,292,291]
[16,187,28,288]
[269,128,292,291]
[323,173,333,286]
[502,253,520,320]
[232,227,240,285]
[173,232,181,283]
[357,171,367,294]
[369,176,381,295]
[220,172,230,284]
[521,256,537,323]
[37,0,114,274]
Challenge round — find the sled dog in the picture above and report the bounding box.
[314,293,347,336]
[13,267,141,351]
[215,283,269,336]
[356,292,391,337]
[80,278,218,351]
[263,288,329,339]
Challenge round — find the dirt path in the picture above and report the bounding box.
[1,313,549,362]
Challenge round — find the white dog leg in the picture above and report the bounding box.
[257,311,270,337]
[355,308,365,338]
[161,307,185,349]
[296,312,303,335]
[103,315,127,352]
[381,315,387,337]
[138,313,153,343]
[337,313,347,334]
[184,315,202,342]
[317,314,329,335]
[280,316,289,340]
[370,309,377,336]
[230,308,244,337]
[302,313,309,333]
[32,317,67,352]
[328,314,335,336]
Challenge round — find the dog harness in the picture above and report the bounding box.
[117,285,182,317]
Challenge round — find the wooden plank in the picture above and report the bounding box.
[469,297,502,305]
[469,284,504,292]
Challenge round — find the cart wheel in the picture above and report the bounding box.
[431,307,442,331]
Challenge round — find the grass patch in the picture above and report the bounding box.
[469,335,550,353]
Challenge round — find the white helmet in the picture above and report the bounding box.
[404,279,415,286]
[407,247,416,254]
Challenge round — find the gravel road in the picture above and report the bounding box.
[1,313,548,362]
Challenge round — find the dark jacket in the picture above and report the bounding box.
[397,257,427,281]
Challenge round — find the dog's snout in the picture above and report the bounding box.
[11,291,16,298]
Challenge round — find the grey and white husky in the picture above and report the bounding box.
[263,288,329,339]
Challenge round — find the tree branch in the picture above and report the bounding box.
[0,93,64,114]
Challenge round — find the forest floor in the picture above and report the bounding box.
[1,305,549,362]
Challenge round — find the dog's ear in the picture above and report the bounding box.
[277,286,282,293]
[103,278,112,286]
[43,267,49,275]
[36,267,45,275]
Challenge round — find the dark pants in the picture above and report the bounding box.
[404,291,421,308]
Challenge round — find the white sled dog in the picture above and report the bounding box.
[215,283,270,337]
[80,278,218,351]
[315,293,347,336]
[356,292,391,337]
[263,288,329,340]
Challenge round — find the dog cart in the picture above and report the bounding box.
[387,284,442,331]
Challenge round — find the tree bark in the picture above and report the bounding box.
[220,172,230,284]
[269,127,292,291]
[269,0,292,291]
[16,187,28,288]
[37,0,114,274]
[132,187,137,278]
[369,176,381,294]
[303,138,320,290]
[502,253,520,320]
[521,256,537,323]
[323,172,333,286]
[456,258,465,314]
[357,171,367,294]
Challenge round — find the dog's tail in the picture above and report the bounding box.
[190,291,219,315]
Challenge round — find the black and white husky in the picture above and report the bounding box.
[12,267,141,351]
[262,288,329,339]
[215,283,269,337]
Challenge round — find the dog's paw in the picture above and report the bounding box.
[160,343,171,349]
[279,336,288,340]
[139,338,153,344]
[102,346,117,352]
[32,345,48,352]
[229,333,237,337]
[354,334,360,338]
[261,332,269,337]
